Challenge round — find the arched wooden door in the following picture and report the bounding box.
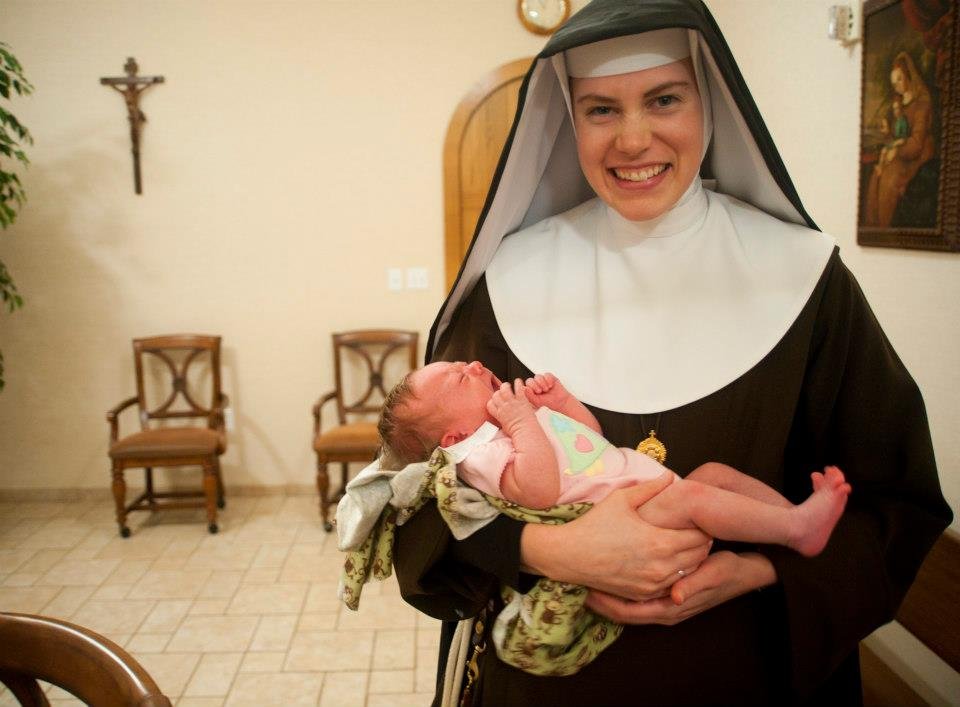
[443,57,532,291]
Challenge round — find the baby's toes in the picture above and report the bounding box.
[810,471,825,491]
[824,466,846,487]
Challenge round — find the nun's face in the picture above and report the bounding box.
[571,59,703,222]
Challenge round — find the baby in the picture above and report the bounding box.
[379,361,851,559]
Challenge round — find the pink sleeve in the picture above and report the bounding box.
[456,437,516,499]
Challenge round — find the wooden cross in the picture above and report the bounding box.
[100,57,164,195]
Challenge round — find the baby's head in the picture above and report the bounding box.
[378,361,501,469]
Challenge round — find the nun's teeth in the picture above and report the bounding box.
[614,164,667,182]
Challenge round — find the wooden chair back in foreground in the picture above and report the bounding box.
[0,612,173,707]
[313,329,419,530]
[107,334,228,537]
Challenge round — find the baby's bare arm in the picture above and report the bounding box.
[487,380,560,508]
[525,373,602,433]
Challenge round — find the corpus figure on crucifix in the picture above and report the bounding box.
[100,57,164,194]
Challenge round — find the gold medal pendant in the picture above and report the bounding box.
[637,431,667,464]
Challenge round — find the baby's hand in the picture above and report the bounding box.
[524,372,570,409]
[487,379,535,434]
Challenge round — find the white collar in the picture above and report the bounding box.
[486,183,833,413]
[440,422,501,463]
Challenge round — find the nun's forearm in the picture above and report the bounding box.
[520,478,712,600]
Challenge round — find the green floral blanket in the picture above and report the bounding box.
[339,448,621,676]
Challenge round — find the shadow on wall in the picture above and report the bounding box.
[218,344,297,490]
[3,139,135,488]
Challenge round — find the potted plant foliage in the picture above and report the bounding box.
[0,42,33,391]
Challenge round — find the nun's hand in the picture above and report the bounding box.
[520,478,713,601]
[583,551,777,625]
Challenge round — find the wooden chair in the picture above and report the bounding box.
[107,334,228,537]
[0,612,173,707]
[313,329,418,530]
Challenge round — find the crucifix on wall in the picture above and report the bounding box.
[100,57,164,195]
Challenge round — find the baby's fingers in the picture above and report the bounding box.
[525,373,554,394]
[489,382,510,404]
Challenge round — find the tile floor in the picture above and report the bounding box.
[0,495,440,706]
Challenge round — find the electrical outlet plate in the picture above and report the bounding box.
[387,268,403,291]
[406,267,428,290]
[828,3,861,42]
[847,2,862,42]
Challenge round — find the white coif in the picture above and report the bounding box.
[486,180,834,414]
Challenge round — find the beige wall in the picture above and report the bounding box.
[0,0,585,491]
[718,1,960,531]
[2,0,956,506]
[3,0,958,701]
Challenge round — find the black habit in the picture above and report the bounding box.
[391,0,952,704]
[396,254,950,705]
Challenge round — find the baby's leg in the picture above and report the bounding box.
[686,462,792,508]
[636,466,851,557]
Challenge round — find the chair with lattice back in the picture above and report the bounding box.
[313,330,418,530]
[107,334,228,537]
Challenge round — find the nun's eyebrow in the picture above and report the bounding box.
[643,80,693,98]
[574,80,693,104]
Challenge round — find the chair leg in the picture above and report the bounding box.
[202,459,218,534]
[144,467,156,510]
[339,462,349,500]
[111,463,130,538]
[317,458,331,532]
[214,457,225,509]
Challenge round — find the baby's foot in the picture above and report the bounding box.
[790,466,851,557]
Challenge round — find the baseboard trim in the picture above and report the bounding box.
[0,484,317,502]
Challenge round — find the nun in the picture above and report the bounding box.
[393,1,952,704]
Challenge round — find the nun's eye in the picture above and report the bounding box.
[587,105,613,117]
[654,95,679,108]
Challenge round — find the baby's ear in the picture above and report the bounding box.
[441,430,467,447]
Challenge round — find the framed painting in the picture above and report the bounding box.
[857,0,958,251]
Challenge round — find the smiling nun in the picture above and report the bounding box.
[392,1,952,704]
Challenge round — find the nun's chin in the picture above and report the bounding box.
[598,167,695,222]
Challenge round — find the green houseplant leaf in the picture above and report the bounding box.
[0,41,33,391]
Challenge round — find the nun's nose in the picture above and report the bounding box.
[616,115,653,155]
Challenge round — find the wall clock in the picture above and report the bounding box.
[517,0,570,35]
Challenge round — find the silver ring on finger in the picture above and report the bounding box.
[677,569,686,577]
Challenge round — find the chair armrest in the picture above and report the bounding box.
[209,393,230,430]
[312,391,337,436]
[106,397,138,445]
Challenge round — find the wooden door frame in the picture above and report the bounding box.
[443,57,533,291]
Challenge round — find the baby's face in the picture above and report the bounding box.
[409,361,502,444]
